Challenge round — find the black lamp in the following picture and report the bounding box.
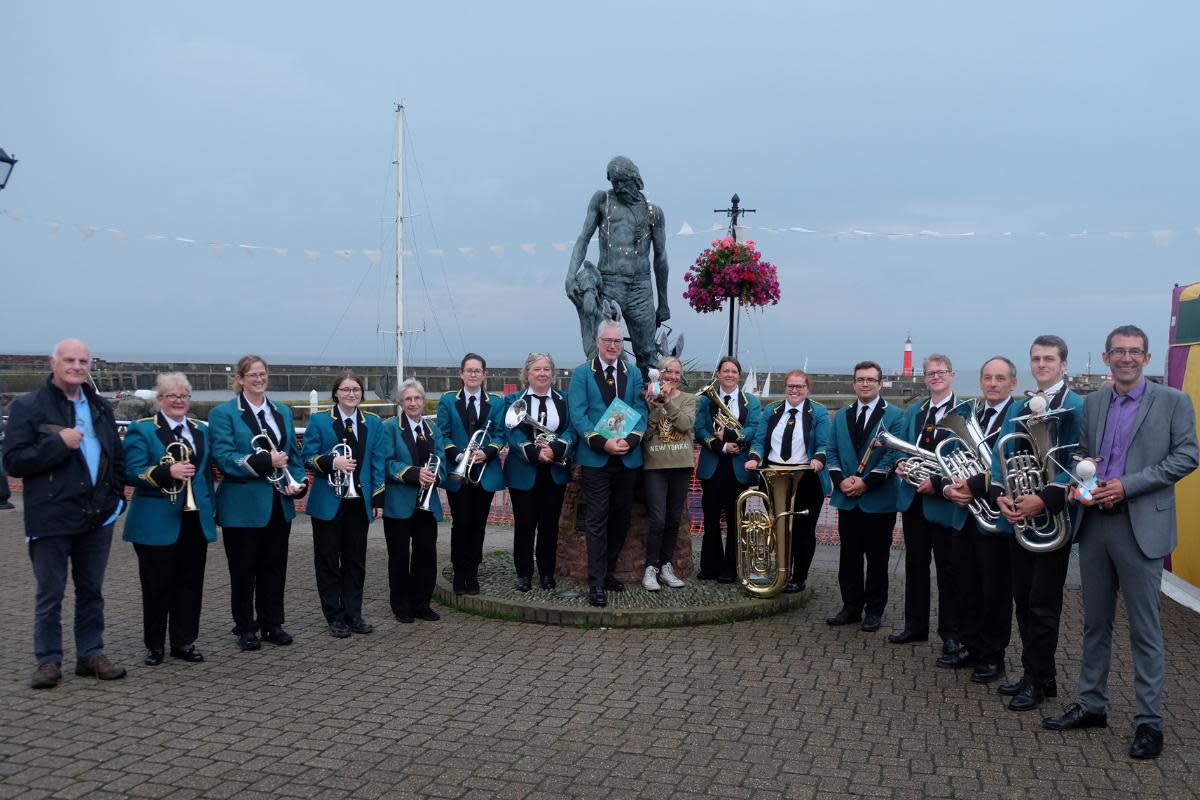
[0,148,17,191]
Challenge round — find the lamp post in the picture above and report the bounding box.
[0,148,16,191]
[714,194,756,358]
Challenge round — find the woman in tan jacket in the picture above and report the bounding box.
[640,355,696,590]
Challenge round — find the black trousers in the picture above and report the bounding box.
[786,470,825,588]
[509,468,566,579]
[580,461,637,588]
[384,512,438,614]
[900,497,959,641]
[837,507,895,617]
[222,495,291,635]
[700,457,742,579]
[447,483,494,581]
[1009,534,1072,685]
[953,518,1012,665]
[643,467,691,569]
[133,512,208,650]
[311,500,369,624]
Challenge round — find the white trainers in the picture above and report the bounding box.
[642,565,661,591]
[659,562,685,588]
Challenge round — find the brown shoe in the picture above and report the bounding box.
[30,661,62,689]
[75,653,127,681]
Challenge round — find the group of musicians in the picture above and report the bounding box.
[8,324,1195,761]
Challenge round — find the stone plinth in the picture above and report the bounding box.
[554,467,694,583]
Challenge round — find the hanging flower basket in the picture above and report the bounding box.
[682,237,781,314]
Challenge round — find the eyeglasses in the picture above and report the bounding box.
[160,393,190,402]
[925,370,952,379]
[244,371,268,380]
[785,384,807,391]
[599,337,623,346]
[854,377,880,385]
[462,368,484,376]
[337,387,362,394]
[1107,348,1146,358]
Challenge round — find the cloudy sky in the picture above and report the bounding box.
[3,2,1199,379]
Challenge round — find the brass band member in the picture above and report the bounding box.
[209,355,308,652]
[640,355,695,590]
[122,373,215,665]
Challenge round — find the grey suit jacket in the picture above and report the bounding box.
[1074,379,1198,559]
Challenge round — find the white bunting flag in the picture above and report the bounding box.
[1110,231,1129,239]
[402,249,414,257]
[47,220,62,234]
[176,237,195,246]
[789,227,816,233]
[240,244,258,258]
[335,249,352,260]
[489,244,505,258]
[304,250,321,262]
[144,233,166,241]
[1151,229,1172,247]
[551,242,570,252]
[676,222,694,235]
[274,247,288,257]
[79,225,97,240]
[210,243,225,258]
[520,243,537,256]
[107,228,127,242]
[429,248,444,257]
[458,247,474,258]
[364,250,383,265]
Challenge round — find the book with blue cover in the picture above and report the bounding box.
[594,398,642,440]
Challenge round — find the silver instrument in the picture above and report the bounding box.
[250,432,307,495]
[504,398,568,465]
[997,404,1076,552]
[416,455,441,512]
[932,400,1001,533]
[446,420,492,487]
[328,440,360,500]
[871,429,942,487]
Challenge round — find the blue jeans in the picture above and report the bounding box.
[28,524,114,664]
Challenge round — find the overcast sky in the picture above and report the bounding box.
[3,2,1199,379]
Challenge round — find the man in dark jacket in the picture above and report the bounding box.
[3,339,127,689]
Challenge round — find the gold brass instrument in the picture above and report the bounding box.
[933,400,1002,533]
[699,378,741,441]
[504,399,568,465]
[735,464,811,598]
[160,440,199,512]
[446,420,492,487]
[997,405,1076,552]
[328,440,361,500]
[871,429,942,487]
[250,433,307,495]
[416,455,441,512]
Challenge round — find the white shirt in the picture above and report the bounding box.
[162,413,195,448]
[982,400,1008,436]
[855,396,881,424]
[1041,380,1065,403]
[246,397,282,441]
[463,389,483,410]
[524,389,560,431]
[769,401,808,465]
[717,387,740,419]
[926,395,952,424]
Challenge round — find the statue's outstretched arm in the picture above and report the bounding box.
[566,190,606,296]
[651,205,670,325]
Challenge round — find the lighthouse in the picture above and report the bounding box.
[903,335,913,376]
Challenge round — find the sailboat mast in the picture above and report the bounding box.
[395,102,406,385]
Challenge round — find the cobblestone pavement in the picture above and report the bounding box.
[1,497,1197,799]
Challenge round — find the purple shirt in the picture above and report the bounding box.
[1097,377,1146,481]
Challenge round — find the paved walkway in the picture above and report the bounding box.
[0,498,1196,799]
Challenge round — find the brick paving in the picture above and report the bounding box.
[1,497,1197,799]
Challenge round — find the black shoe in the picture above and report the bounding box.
[887,628,929,644]
[539,575,556,590]
[415,608,440,622]
[1129,724,1164,760]
[348,618,374,634]
[328,621,352,638]
[515,576,532,592]
[1042,679,1058,698]
[169,645,205,663]
[970,662,1004,683]
[465,577,481,596]
[261,626,293,646]
[395,611,415,624]
[861,615,882,632]
[998,677,1026,696]
[0,501,15,510]
[1007,682,1044,712]
[941,638,961,656]
[696,572,716,581]
[237,632,261,651]
[826,608,862,626]
[716,574,736,585]
[453,575,467,594]
[603,576,624,592]
[144,648,164,666]
[588,587,607,607]
[1042,703,1108,731]
[783,581,802,594]
[936,647,975,669]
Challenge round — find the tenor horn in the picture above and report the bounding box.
[735,464,811,598]
[504,399,568,464]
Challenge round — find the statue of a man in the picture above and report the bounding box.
[565,156,669,373]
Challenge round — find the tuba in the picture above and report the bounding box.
[251,433,307,495]
[415,455,441,512]
[932,400,1002,533]
[446,421,492,487]
[698,378,741,441]
[735,464,811,598]
[871,429,942,487]
[504,399,568,465]
[328,440,360,500]
[997,401,1076,552]
[160,440,199,512]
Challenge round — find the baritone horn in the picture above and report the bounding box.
[997,403,1076,552]
[698,378,741,441]
[871,429,942,487]
[161,440,199,512]
[416,455,441,512]
[735,464,811,598]
[932,400,1002,533]
[328,440,360,499]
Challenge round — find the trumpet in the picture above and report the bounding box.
[250,433,307,495]
[871,429,942,487]
[698,378,741,441]
[735,464,811,598]
[932,400,1001,533]
[504,399,568,465]
[160,440,199,512]
[328,440,360,500]
[446,420,492,487]
[997,404,1076,552]
[416,455,441,512]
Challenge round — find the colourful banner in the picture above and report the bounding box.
[1167,281,1200,587]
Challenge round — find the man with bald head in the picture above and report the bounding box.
[3,339,128,689]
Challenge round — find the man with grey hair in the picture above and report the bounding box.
[3,338,127,689]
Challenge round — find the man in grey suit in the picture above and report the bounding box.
[1042,325,1198,760]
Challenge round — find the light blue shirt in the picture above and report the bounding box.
[72,392,101,485]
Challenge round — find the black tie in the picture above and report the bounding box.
[980,407,997,434]
[172,424,186,443]
[536,396,548,426]
[856,404,869,436]
[921,404,941,448]
[258,409,280,448]
[780,408,799,461]
[605,365,615,386]
[343,417,359,449]
[466,395,478,429]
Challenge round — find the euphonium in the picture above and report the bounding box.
[446,421,491,487]
[416,455,441,512]
[871,429,942,487]
[328,440,360,499]
[698,378,741,441]
[250,433,306,495]
[997,404,1076,552]
[933,400,1001,533]
[160,440,199,512]
[735,464,811,598]
[504,399,568,465]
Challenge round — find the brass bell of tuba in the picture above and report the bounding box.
[734,464,811,598]
[997,405,1076,552]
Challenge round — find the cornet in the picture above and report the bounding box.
[416,455,441,512]
[328,440,360,500]
[160,440,198,512]
[504,399,568,465]
[251,433,307,495]
[446,421,491,487]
